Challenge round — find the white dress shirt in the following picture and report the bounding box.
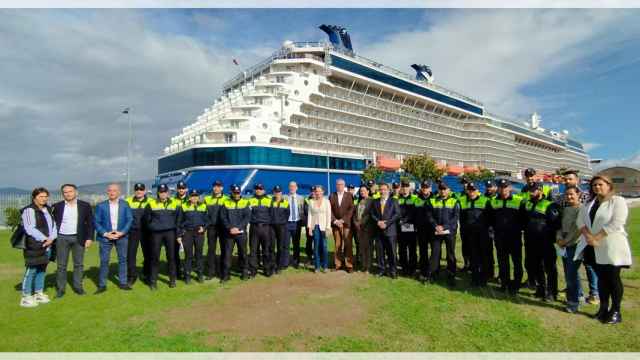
[59,200,78,235]
[337,191,344,207]
[109,200,119,231]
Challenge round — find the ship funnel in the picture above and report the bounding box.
[411,64,434,83]
[319,24,354,51]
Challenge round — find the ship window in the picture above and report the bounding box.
[294,90,300,96]
[304,80,309,86]
[262,123,268,129]
[250,135,256,142]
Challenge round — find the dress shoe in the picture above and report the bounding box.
[149,283,158,291]
[169,281,176,288]
[184,277,191,285]
[606,311,622,324]
[56,289,65,298]
[94,286,107,294]
[447,277,456,287]
[72,288,85,295]
[128,277,137,286]
[119,284,132,291]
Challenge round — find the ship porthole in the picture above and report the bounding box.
[294,90,299,96]
[250,135,256,142]
[262,123,268,129]
[304,80,309,86]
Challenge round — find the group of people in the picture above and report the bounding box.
[16,168,633,325]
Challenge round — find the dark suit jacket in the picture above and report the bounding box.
[52,200,94,245]
[370,196,401,237]
[94,199,133,242]
[329,191,354,229]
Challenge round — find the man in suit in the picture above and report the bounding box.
[286,181,305,269]
[370,182,401,278]
[93,183,133,293]
[329,178,355,272]
[52,184,94,297]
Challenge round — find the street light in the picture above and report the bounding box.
[123,107,132,197]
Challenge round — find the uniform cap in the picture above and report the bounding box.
[485,180,496,188]
[230,184,241,193]
[466,182,477,191]
[347,184,355,189]
[177,181,187,189]
[366,180,375,187]
[157,184,169,193]
[189,189,199,197]
[420,180,432,188]
[254,183,264,190]
[524,168,536,177]
[212,180,223,187]
[401,180,411,187]
[272,185,282,193]
[437,182,449,190]
[392,182,400,189]
[134,183,145,191]
[496,178,510,188]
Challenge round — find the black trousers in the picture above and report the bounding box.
[288,221,303,266]
[206,225,224,278]
[174,234,183,277]
[594,264,624,313]
[273,223,287,270]
[466,226,490,286]
[305,225,314,263]
[429,234,457,278]
[376,232,397,275]
[460,228,472,267]
[495,231,523,290]
[150,230,177,284]
[127,228,145,282]
[416,227,431,277]
[222,233,248,280]
[523,233,537,287]
[398,230,417,275]
[249,223,274,275]
[182,229,205,278]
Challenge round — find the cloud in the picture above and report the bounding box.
[593,152,640,172]
[582,143,602,152]
[0,9,263,189]
[359,9,625,118]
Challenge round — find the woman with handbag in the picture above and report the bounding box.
[20,187,57,307]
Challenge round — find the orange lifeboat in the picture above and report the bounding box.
[376,155,401,171]
[447,165,464,176]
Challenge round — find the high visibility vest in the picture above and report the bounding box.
[524,198,552,215]
[148,197,180,210]
[180,202,207,213]
[429,196,458,209]
[126,196,150,209]
[249,196,273,208]
[223,198,250,209]
[459,194,489,210]
[204,194,228,206]
[489,194,524,210]
[271,198,290,208]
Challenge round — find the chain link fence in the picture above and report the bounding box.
[0,193,108,226]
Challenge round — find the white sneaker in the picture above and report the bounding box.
[34,292,51,304]
[20,295,39,308]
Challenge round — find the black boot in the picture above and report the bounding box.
[593,307,609,323]
[606,311,622,324]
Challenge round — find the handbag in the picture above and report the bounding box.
[10,224,26,249]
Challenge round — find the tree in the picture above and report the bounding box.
[464,167,494,182]
[4,207,21,231]
[401,153,445,181]
[361,164,384,183]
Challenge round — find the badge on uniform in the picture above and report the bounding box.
[401,223,415,232]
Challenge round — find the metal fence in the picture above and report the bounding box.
[0,193,108,226]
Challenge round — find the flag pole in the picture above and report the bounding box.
[124,107,132,197]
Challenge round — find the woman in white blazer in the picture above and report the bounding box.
[577,175,632,325]
[307,185,332,273]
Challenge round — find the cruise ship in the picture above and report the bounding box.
[157,25,592,194]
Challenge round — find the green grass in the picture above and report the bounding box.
[1,208,639,352]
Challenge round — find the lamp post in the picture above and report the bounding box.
[123,107,132,197]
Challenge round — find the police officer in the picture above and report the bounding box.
[203,180,228,280]
[484,180,498,280]
[520,168,553,200]
[177,189,209,284]
[391,182,401,198]
[125,183,151,286]
[248,183,273,277]
[220,184,251,282]
[487,179,525,294]
[459,182,491,287]
[144,184,181,289]
[426,181,460,286]
[522,182,561,301]
[397,180,418,277]
[173,181,189,280]
[270,185,290,274]
[414,180,433,282]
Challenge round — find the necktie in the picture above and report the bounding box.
[380,200,385,215]
[291,195,298,221]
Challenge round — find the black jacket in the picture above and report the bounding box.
[52,200,94,245]
[177,202,209,236]
[221,197,251,233]
[270,198,291,225]
[370,197,401,237]
[22,204,53,267]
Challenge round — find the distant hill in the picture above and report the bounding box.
[76,180,154,195]
[0,187,30,195]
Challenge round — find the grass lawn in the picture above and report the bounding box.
[1,207,639,352]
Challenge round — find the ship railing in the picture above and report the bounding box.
[329,46,484,107]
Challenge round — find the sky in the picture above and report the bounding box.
[0,8,639,189]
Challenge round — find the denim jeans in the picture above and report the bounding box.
[22,248,50,295]
[99,237,128,287]
[562,245,582,309]
[313,225,328,270]
[581,263,599,298]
